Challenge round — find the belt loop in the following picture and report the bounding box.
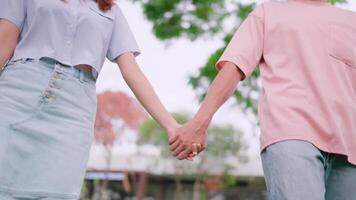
[53,62,58,71]
[20,58,27,64]
[79,70,85,82]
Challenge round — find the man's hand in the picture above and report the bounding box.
[166,124,201,161]
[168,119,208,160]
[167,62,242,160]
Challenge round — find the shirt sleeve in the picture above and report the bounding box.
[0,0,26,31]
[106,5,141,62]
[215,4,265,80]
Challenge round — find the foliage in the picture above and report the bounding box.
[134,0,348,116]
[137,113,246,170]
[137,114,247,199]
[138,113,189,157]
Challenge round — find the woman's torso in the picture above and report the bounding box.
[15,0,115,77]
[1,0,140,78]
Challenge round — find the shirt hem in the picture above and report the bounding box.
[260,135,356,166]
[10,55,100,77]
[107,49,141,63]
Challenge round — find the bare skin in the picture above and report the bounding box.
[0,19,194,160]
[170,0,330,160]
[75,64,93,73]
[170,62,244,160]
[116,53,198,160]
[116,52,180,135]
[0,19,19,68]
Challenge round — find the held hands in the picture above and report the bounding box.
[167,119,209,160]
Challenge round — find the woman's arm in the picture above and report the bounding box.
[170,62,243,159]
[0,19,19,68]
[116,52,179,134]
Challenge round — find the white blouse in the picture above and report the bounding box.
[0,0,141,78]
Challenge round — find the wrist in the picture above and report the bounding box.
[192,114,211,132]
[163,119,180,134]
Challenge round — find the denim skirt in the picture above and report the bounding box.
[0,58,97,199]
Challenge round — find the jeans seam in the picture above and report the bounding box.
[324,153,334,186]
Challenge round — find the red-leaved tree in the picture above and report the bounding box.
[94,91,147,199]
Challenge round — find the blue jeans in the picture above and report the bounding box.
[0,58,97,199]
[261,140,356,200]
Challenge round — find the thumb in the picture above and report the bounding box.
[191,143,199,155]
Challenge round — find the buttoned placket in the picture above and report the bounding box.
[41,63,65,103]
[63,5,78,64]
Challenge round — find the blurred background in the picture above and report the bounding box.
[80,0,355,199]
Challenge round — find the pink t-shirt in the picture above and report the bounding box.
[216,0,356,164]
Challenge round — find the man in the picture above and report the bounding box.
[169,0,356,199]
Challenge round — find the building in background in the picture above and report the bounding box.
[81,91,265,200]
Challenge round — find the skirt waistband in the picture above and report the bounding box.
[11,57,96,83]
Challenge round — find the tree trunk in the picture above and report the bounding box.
[123,171,131,193]
[136,172,148,200]
[100,180,109,200]
[174,176,183,200]
[158,178,166,200]
[192,179,200,200]
[99,146,112,200]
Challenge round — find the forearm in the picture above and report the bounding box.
[125,70,177,130]
[193,62,243,128]
[0,44,13,68]
[0,20,19,68]
[118,54,178,131]
[0,50,9,69]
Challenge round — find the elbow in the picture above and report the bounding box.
[219,62,245,82]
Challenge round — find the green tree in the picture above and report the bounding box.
[138,113,247,200]
[133,0,347,116]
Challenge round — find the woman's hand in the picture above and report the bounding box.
[169,118,208,160]
[117,53,199,161]
[166,123,202,161]
[168,62,243,160]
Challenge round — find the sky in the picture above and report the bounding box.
[95,0,356,155]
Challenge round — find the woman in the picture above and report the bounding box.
[0,0,195,199]
[170,0,356,199]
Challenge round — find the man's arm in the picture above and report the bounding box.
[170,62,244,159]
[193,62,243,129]
[0,19,19,68]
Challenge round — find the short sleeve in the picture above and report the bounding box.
[106,5,141,62]
[0,0,26,31]
[215,4,265,80]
